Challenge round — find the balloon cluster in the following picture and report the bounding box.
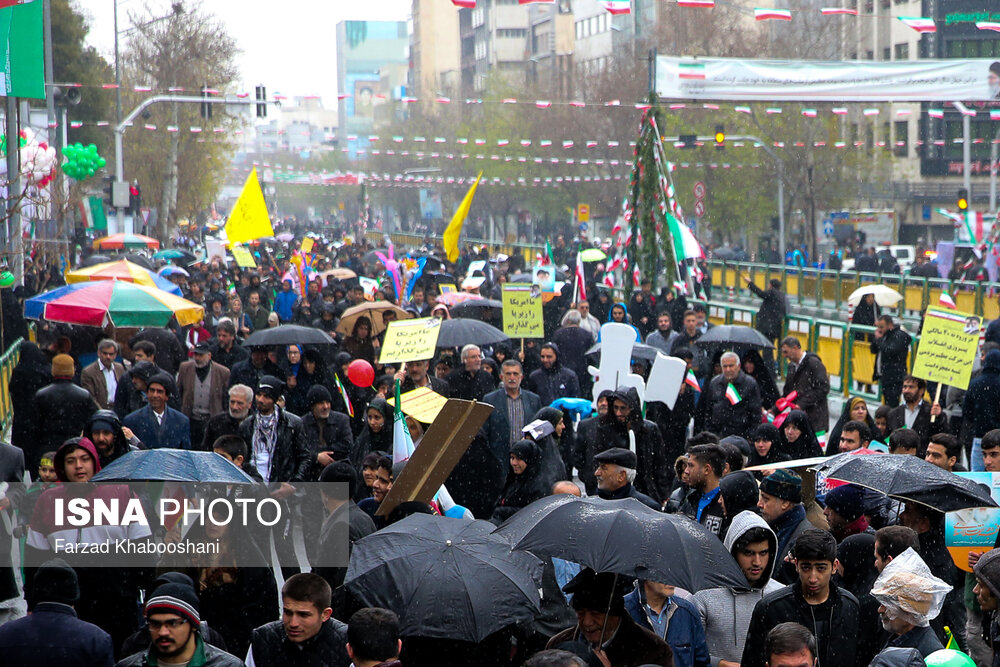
[18,129,57,188]
[61,142,106,180]
[0,131,27,158]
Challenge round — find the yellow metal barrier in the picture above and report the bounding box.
[0,338,22,436]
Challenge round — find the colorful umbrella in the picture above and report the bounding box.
[65,259,182,296]
[92,233,161,250]
[580,248,607,262]
[435,291,483,307]
[24,281,204,328]
[153,249,194,262]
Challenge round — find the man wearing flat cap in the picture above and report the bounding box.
[124,372,191,449]
[594,448,659,510]
[546,568,674,667]
[177,341,230,449]
[757,469,813,585]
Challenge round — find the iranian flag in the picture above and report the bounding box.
[939,290,957,309]
[575,252,587,302]
[684,370,701,391]
[392,380,415,464]
[334,375,354,418]
[821,7,857,14]
[665,212,704,261]
[678,0,715,7]
[678,62,707,80]
[898,16,936,33]
[451,0,476,6]
[544,239,556,266]
[928,108,945,119]
[725,383,742,405]
[755,8,792,20]
[600,0,631,13]
[977,21,1000,32]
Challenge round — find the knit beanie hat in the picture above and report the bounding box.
[51,354,75,379]
[145,582,200,627]
[32,558,79,605]
[824,484,866,522]
[307,384,333,407]
[759,469,802,503]
[973,548,1000,601]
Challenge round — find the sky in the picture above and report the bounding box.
[81,0,413,110]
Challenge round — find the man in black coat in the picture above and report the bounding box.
[574,390,613,495]
[31,354,97,472]
[886,375,948,449]
[593,447,660,510]
[228,346,282,393]
[677,444,726,536]
[695,351,762,440]
[247,573,351,667]
[299,385,354,481]
[129,327,186,375]
[742,529,860,667]
[871,315,911,408]
[598,387,671,505]
[527,342,580,406]
[779,336,830,433]
[237,375,309,487]
[208,321,249,370]
[744,275,786,350]
[445,344,495,401]
[201,383,253,451]
[398,358,449,396]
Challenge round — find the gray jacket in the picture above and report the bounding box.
[693,510,783,667]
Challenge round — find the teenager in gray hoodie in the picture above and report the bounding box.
[693,510,783,667]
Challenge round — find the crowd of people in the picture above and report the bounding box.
[0,231,996,667]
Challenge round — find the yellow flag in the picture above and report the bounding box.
[443,171,483,263]
[225,167,274,244]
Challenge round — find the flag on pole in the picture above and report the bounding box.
[755,7,792,20]
[575,252,587,302]
[821,7,858,14]
[544,239,556,266]
[334,375,354,418]
[392,380,415,464]
[939,290,957,309]
[725,383,742,405]
[443,171,483,263]
[225,167,275,244]
[684,369,700,391]
[898,16,936,32]
[599,0,631,13]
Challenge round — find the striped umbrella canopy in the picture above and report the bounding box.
[92,233,161,250]
[65,259,182,296]
[24,281,204,328]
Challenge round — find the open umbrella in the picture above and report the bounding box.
[243,324,336,347]
[586,340,660,362]
[450,298,503,320]
[123,252,155,270]
[435,292,483,307]
[319,267,357,283]
[92,449,255,483]
[158,265,190,278]
[437,318,508,348]
[847,284,903,308]
[694,324,775,350]
[153,249,197,264]
[275,232,295,242]
[24,281,204,328]
[811,452,997,512]
[494,495,746,592]
[92,233,161,250]
[81,254,112,267]
[580,248,607,262]
[345,514,542,642]
[65,259,183,296]
[337,302,413,337]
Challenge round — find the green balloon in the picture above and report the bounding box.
[926,651,975,667]
[97,157,106,168]
[0,271,14,288]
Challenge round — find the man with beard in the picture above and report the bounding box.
[886,375,948,449]
[300,385,354,481]
[177,342,231,448]
[124,372,191,449]
[678,444,726,536]
[596,387,671,505]
[527,342,580,406]
[695,351,762,440]
[84,409,140,467]
[574,390,613,495]
[201,384,253,451]
[229,345,282,393]
[209,320,249,370]
[593,447,659,509]
[117,583,243,666]
[398,358,449,396]
[446,344,496,401]
[238,375,308,490]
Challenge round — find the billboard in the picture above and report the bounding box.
[656,57,1000,102]
[0,1,43,98]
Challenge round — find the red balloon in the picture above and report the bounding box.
[346,359,375,388]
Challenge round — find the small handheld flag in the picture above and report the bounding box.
[684,370,701,391]
[939,290,957,309]
[725,383,742,405]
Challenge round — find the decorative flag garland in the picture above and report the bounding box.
[897,16,936,33]
[755,8,792,20]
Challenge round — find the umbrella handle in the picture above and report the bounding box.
[600,573,618,646]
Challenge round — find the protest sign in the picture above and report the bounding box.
[379,317,442,365]
[503,283,544,339]
[300,237,314,253]
[231,246,257,268]
[911,307,981,390]
[438,283,457,294]
[946,472,1000,572]
[386,386,448,424]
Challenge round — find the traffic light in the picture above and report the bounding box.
[714,124,725,150]
[255,85,267,118]
[103,176,115,208]
[129,182,141,217]
[958,188,969,212]
[200,85,213,120]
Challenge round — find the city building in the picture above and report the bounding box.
[460,0,531,95]
[411,0,462,101]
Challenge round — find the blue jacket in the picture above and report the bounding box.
[0,602,113,667]
[274,287,299,322]
[598,301,641,342]
[124,404,191,449]
[625,583,711,667]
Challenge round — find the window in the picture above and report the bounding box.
[865,50,874,60]
[894,120,908,157]
[576,21,582,40]
[882,47,891,60]
[946,39,1000,58]
[894,42,909,60]
[497,28,527,39]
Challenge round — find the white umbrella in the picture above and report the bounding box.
[847,284,902,307]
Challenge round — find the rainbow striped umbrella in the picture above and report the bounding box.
[65,259,183,296]
[24,281,204,328]
[92,233,161,250]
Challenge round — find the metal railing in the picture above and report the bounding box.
[709,260,999,321]
[0,339,22,436]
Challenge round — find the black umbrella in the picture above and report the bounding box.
[242,324,336,347]
[80,254,112,267]
[694,324,774,350]
[812,452,998,512]
[437,318,508,348]
[344,514,542,642]
[449,298,502,320]
[123,252,155,270]
[92,449,255,483]
[585,340,660,361]
[493,495,746,592]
